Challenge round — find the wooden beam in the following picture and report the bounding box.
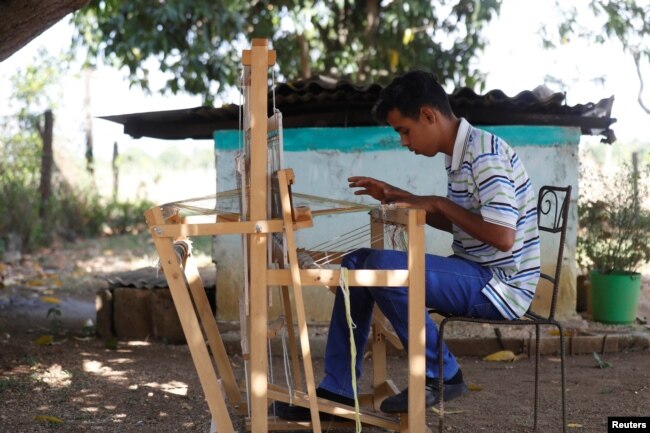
[149,219,284,238]
[183,252,245,414]
[407,209,426,432]
[267,385,401,431]
[248,38,272,433]
[144,207,234,433]
[278,169,322,433]
[267,269,410,287]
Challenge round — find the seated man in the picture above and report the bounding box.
[275,70,540,419]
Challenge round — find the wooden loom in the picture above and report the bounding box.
[144,39,430,433]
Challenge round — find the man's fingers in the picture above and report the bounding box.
[348,176,383,188]
[349,181,376,190]
[347,176,369,186]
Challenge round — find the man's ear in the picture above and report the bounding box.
[420,106,437,125]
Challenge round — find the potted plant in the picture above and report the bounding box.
[577,160,650,324]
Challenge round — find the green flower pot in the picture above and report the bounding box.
[590,271,642,324]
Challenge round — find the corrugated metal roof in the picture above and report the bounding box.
[101,75,616,143]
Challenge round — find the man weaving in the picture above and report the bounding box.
[275,70,540,419]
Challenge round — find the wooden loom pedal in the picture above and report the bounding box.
[266,384,402,431]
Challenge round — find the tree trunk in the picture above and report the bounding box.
[112,141,119,201]
[84,68,94,175]
[359,0,380,81]
[39,110,53,220]
[632,51,650,115]
[0,0,89,62]
[297,34,311,80]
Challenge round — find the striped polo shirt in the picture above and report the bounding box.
[445,118,540,319]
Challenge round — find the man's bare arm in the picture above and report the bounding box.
[391,195,515,252]
[425,212,453,232]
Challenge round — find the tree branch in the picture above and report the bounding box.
[633,50,650,115]
[0,0,89,62]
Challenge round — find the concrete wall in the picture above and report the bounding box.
[213,125,580,322]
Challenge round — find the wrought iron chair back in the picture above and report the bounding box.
[436,184,572,433]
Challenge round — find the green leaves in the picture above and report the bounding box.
[577,162,650,274]
[72,0,502,104]
[543,1,650,113]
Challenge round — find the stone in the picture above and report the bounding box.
[95,289,114,338]
[113,287,153,339]
[151,289,185,344]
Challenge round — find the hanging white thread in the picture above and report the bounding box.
[280,320,294,406]
[339,267,362,433]
[379,204,407,250]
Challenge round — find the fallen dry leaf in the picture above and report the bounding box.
[34,415,64,424]
[548,329,573,337]
[35,335,54,346]
[27,279,47,287]
[483,350,516,362]
[468,383,483,391]
[568,423,584,428]
[40,296,61,304]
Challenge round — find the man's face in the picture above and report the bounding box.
[386,107,439,157]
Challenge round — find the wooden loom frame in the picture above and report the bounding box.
[144,39,429,433]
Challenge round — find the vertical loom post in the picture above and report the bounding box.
[245,38,273,433]
[407,208,426,432]
[144,208,234,433]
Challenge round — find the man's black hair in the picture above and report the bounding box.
[372,70,453,124]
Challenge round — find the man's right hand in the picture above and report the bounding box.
[348,176,412,203]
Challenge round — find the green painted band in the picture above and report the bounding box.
[214,125,581,151]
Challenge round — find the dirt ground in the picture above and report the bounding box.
[1,234,649,433]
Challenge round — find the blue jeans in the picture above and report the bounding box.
[319,248,502,399]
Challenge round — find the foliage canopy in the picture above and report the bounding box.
[72,0,501,105]
[543,0,650,114]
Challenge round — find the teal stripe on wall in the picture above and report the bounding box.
[214,125,581,152]
[486,125,581,147]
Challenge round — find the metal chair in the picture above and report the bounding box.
[436,185,572,433]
